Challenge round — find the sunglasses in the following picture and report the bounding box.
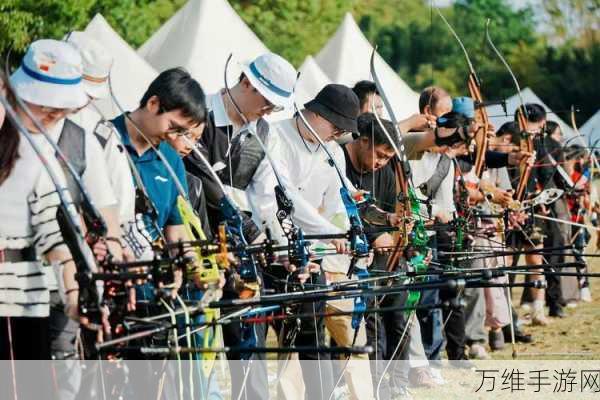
[254,89,283,113]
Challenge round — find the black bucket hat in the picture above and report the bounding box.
[304,83,360,134]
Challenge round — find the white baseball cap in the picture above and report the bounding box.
[241,52,297,110]
[10,39,88,109]
[65,31,113,100]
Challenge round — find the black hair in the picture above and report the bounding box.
[515,103,546,123]
[140,67,207,124]
[545,120,560,136]
[357,112,396,148]
[0,71,20,185]
[352,80,378,110]
[419,86,450,114]
[496,121,520,138]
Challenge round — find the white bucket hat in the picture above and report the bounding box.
[10,39,88,109]
[241,52,296,110]
[65,31,113,100]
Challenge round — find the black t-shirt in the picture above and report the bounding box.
[342,146,396,214]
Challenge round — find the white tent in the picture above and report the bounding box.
[138,0,268,95]
[296,56,331,106]
[485,87,576,139]
[315,13,419,120]
[581,109,600,146]
[84,14,158,119]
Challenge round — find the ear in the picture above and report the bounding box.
[146,95,161,115]
[359,136,370,146]
[241,76,253,91]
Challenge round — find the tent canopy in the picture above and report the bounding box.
[84,14,158,118]
[315,13,419,120]
[138,0,268,95]
[485,87,576,140]
[581,110,600,147]
[296,55,331,106]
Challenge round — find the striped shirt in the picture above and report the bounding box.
[0,134,77,317]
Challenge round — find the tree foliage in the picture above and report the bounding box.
[0,0,597,124]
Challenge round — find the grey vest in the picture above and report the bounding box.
[217,118,269,191]
[57,119,86,207]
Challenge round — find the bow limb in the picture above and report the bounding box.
[369,48,412,271]
[369,48,428,265]
[436,7,489,178]
[485,19,533,203]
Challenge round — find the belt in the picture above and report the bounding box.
[0,246,37,263]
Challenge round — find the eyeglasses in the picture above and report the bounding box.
[159,105,200,138]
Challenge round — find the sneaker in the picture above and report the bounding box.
[392,385,413,399]
[549,304,566,318]
[448,358,476,370]
[520,302,533,312]
[566,301,578,309]
[489,329,505,351]
[468,343,491,360]
[503,326,534,343]
[408,367,437,388]
[580,287,592,303]
[532,311,549,326]
[429,368,446,385]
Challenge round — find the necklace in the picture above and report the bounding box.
[295,115,320,154]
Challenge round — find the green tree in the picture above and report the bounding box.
[231,0,355,66]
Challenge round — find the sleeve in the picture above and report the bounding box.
[431,163,456,215]
[103,130,137,223]
[497,167,512,191]
[247,133,345,246]
[82,133,118,208]
[319,145,351,230]
[166,156,188,226]
[484,150,509,169]
[402,132,427,160]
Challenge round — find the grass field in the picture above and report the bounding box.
[409,237,600,399]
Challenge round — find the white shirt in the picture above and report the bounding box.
[205,94,344,239]
[48,118,117,209]
[268,118,353,273]
[409,152,456,217]
[483,167,511,191]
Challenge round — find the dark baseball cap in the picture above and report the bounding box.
[304,84,360,134]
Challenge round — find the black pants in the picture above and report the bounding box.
[435,227,468,360]
[1,316,54,400]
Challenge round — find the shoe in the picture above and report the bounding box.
[468,343,491,360]
[448,358,476,369]
[503,326,534,343]
[580,287,592,303]
[392,385,413,399]
[566,301,578,309]
[408,367,437,388]
[518,314,532,326]
[429,368,446,385]
[532,304,549,326]
[489,329,505,351]
[520,302,533,312]
[549,304,566,318]
[532,314,549,326]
